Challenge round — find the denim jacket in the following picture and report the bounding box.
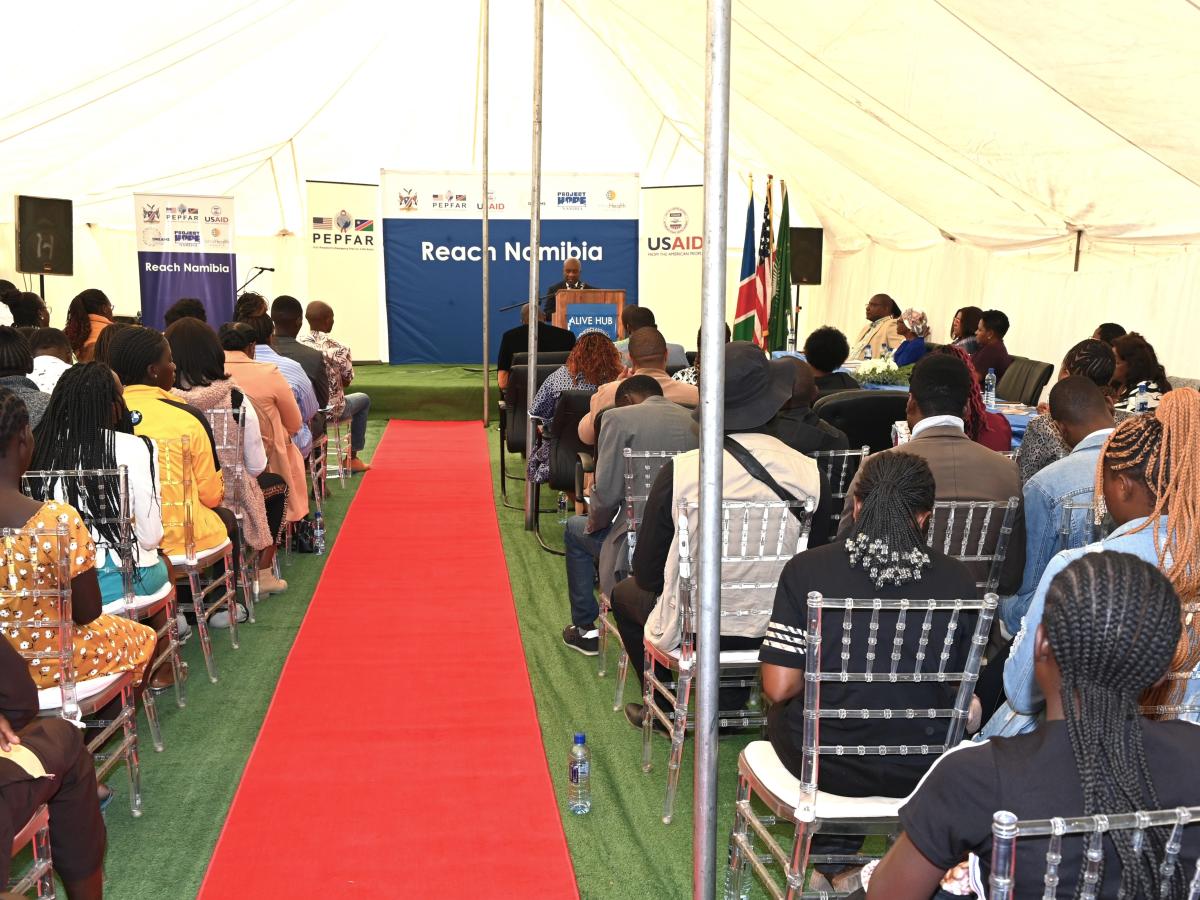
[982,515,1183,738]
[999,429,1112,635]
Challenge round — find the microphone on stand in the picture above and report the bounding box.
[499,294,555,312]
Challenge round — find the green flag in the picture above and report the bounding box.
[767,184,791,352]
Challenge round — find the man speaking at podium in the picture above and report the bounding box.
[542,258,590,318]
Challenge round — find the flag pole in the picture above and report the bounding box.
[481,0,491,425]
[523,0,545,531]
[695,0,730,895]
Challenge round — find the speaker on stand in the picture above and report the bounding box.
[15,195,74,301]
[787,227,823,350]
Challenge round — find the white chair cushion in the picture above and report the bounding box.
[38,673,123,711]
[743,740,906,821]
[167,537,232,567]
[101,580,173,616]
[663,647,761,666]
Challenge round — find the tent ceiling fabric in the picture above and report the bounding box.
[1,0,1199,251]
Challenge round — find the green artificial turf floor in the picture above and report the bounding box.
[98,419,386,899]
[352,363,488,421]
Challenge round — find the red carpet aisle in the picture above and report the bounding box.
[199,421,578,897]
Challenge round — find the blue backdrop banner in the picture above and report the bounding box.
[382,218,637,363]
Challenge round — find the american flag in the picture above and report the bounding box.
[312,217,332,230]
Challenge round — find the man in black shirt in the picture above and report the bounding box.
[495,306,576,390]
[541,258,589,318]
[766,358,849,455]
[803,326,859,398]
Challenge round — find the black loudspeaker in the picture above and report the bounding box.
[790,226,823,285]
[16,196,73,276]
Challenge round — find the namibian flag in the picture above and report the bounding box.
[354,219,374,232]
[732,190,763,346]
[312,217,332,230]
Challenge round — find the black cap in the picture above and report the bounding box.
[692,341,794,431]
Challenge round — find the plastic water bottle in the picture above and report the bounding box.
[312,509,326,555]
[557,492,569,524]
[863,345,873,361]
[1136,381,1149,413]
[984,368,997,410]
[568,732,591,814]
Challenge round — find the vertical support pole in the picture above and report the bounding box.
[695,0,731,896]
[481,0,491,425]
[523,0,545,531]
[1073,228,1083,272]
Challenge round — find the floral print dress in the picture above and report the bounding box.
[0,501,156,690]
[526,366,597,484]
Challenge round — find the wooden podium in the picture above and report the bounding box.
[553,289,626,338]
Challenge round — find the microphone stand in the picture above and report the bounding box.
[237,266,270,293]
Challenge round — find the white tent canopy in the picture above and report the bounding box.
[2,0,1198,370]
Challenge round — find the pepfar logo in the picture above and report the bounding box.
[432,190,467,210]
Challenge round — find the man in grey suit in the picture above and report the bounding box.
[561,376,698,655]
[837,353,1024,592]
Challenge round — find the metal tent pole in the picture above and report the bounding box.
[523,0,545,531]
[481,0,491,425]
[695,0,731,895]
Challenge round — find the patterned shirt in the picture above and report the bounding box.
[302,331,354,419]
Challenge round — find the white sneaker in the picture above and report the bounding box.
[210,603,249,629]
[175,613,191,641]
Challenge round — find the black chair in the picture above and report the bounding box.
[531,389,596,554]
[498,363,561,506]
[686,351,697,365]
[997,357,1053,407]
[666,364,687,377]
[512,351,572,368]
[813,389,909,454]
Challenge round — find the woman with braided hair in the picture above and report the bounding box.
[985,387,1200,738]
[62,288,114,363]
[0,387,156,691]
[1016,338,1121,483]
[933,343,1012,451]
[760,451,976,891]
[868,552,1200,899]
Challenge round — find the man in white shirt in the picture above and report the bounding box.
[613,306,689,369]
[28,328,72,395]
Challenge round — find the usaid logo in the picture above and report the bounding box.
[664,207,688,233]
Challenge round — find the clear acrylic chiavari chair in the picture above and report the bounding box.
[989,806,1200,900]
[204,406,258,622]
[0,523,144,817]
[21,466,185,753]
[806,446,869,532]
[725,591,997,899]
[8,804,53,897]
[644,497,814,825]
[1057,500,1111,552]
[926,498,1020,595]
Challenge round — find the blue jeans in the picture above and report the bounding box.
[340,392,371,452]
[564,515,610,628]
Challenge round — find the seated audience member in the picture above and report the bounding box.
[891,308,930,366]
[1002,377,1113,635]
[970,308,1013,383]
[91,322,130,367]
[269,295,330,415]
[167,319,288,595]
[63,289,114,364]
[767,358,849,454]
[162,297,207,326]
[1093,321,1126,345]
[612,343,830,729]
[578,328,699,444]
[0,289,10,327]
[871,553,1200,900]
[219,323,309,529]
[672,322,731,386]
[109,326,245,627]
[838,354,1021,550]
[949,305,982,355]
[27,327,72,394]
[2,291,49,328]
[0,638,107,899]
[934,344,1012,451]
[1111,331,1171,411]
[1016,338,1119,483]
[849,293,902,360]
[762,452,976,891]
[303,301,372,473]
[561,375,698,655]
[803,326,859,398]
[495,305,576,391]
[241,314,317,456]
[0,327,50,428]
[234,291,269,322]
[985,388,1200,738]
[527,333,622,485]
[0,387,157,690]
[614,306,688,369]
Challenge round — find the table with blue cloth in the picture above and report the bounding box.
[857,382,1032,448]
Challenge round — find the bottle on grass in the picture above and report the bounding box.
[312,509,326,555]
[568,732,591,815]
[984,368,997,411]
[557,492,569,524]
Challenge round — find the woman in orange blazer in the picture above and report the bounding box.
[63,288,115,363]
[218,323,309,523]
